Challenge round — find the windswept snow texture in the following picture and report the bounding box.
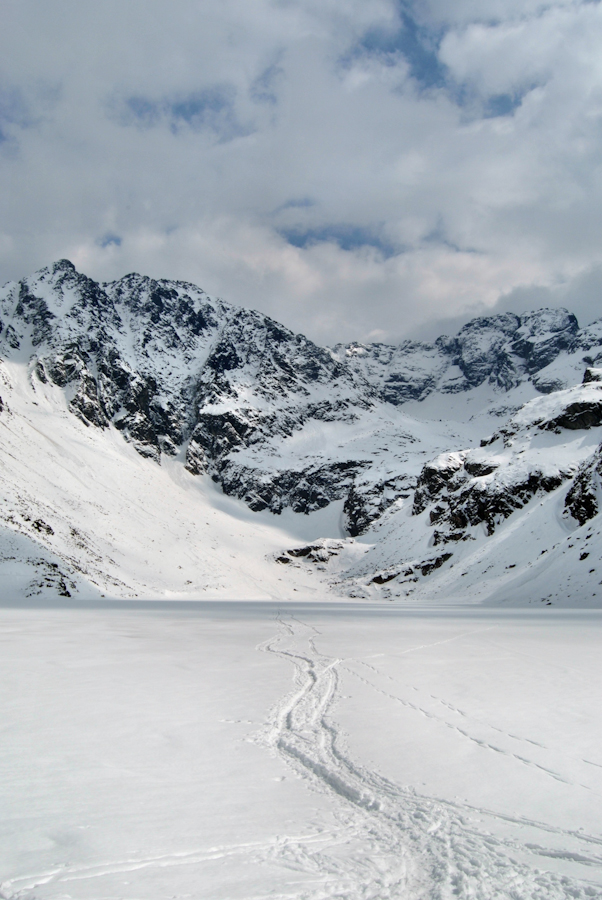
[1,605,601,900]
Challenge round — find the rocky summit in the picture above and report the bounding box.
[2,259,602,604]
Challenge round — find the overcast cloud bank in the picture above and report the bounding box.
[2,0,602,343]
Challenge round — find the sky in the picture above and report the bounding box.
[2,0,602,345]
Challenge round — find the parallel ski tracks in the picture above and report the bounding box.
[3,614,602,900]
[256,614,602,899]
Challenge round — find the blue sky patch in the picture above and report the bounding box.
[423,217,481,255]
[99,233,122,248]
[353,6,447,90]
[123,96,161,126]
[115,85,248,142]
[0,85,33,143]
[275,198,316,213]
[280,224,397,257]
[348,4,534,121]
[483,92,526,119]
[250,62,284,105]
[168,86,233,126]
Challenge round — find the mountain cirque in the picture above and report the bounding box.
[1,258,602,604]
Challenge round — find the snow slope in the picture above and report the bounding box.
[3,263,602,900]
[3,260,602,604]
[0,358,345,600]
[297,383,602,605]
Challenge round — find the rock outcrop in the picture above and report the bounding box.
[333,308,587,402]
[4,260,602,539]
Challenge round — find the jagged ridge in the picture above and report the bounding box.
[4,260,602,544]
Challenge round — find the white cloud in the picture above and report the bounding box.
[2,0,602,344]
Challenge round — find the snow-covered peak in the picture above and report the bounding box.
[335,307,587,406]
[3,260,602,607]
[1,260,600,529]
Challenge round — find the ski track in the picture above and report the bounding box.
[346,661,592,790]
[0,834,338,900]
[2,615,602,900]
[255,615,602,900]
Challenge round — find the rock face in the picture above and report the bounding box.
[412,384,602,541]
[4,260,602,542]
[413,447,566,538]
[564,447,602,525]
[5,260,602,607]
[0,260,381,518]
[333,308,586,401]
[313,383,602,603]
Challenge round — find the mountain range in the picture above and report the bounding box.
[1,258,602,605]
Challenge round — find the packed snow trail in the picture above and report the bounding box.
[257,615,602,899]
[2,607,602,900]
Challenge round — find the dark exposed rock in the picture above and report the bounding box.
[343,475,413,536]
[444,313,522,389]
[583,367,602,384]
[413,454,465,515]
[276,540,347,567]
[543,401,602,431]
[372,570,399,584]
[287,546,315,558]
[413,444,569,539]
[189,411,257,460]
[564,447,602,525]
[109,264,367,484]
[184,439,207,476]
[34,361,47,383]
[443,472,565,536]
[464,459,499,477]
[384,553,453,582]
[432,530,472,546]
[15,284,56,347]
[71,372,110,429]
[420,553,453,576]
[531,375,566,394]
[216,459,367,515]
[53,258,76,273]
[4,261,602,534]
[511,310,578,373]
[32,519,54,535]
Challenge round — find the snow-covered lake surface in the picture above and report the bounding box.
[2,601,602,900]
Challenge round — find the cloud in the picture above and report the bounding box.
[2,0,602,345]
[66,215,540,345]
[250,61,285,105]
[350,8,448,89]
[0,79,59,149]
[0,85,29,143]
[111,85,251,141]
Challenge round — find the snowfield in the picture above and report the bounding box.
[1,603,601,900]
[0,358,346,602]
[2,262,602,898]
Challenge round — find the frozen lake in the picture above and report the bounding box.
[1,601,602,899]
